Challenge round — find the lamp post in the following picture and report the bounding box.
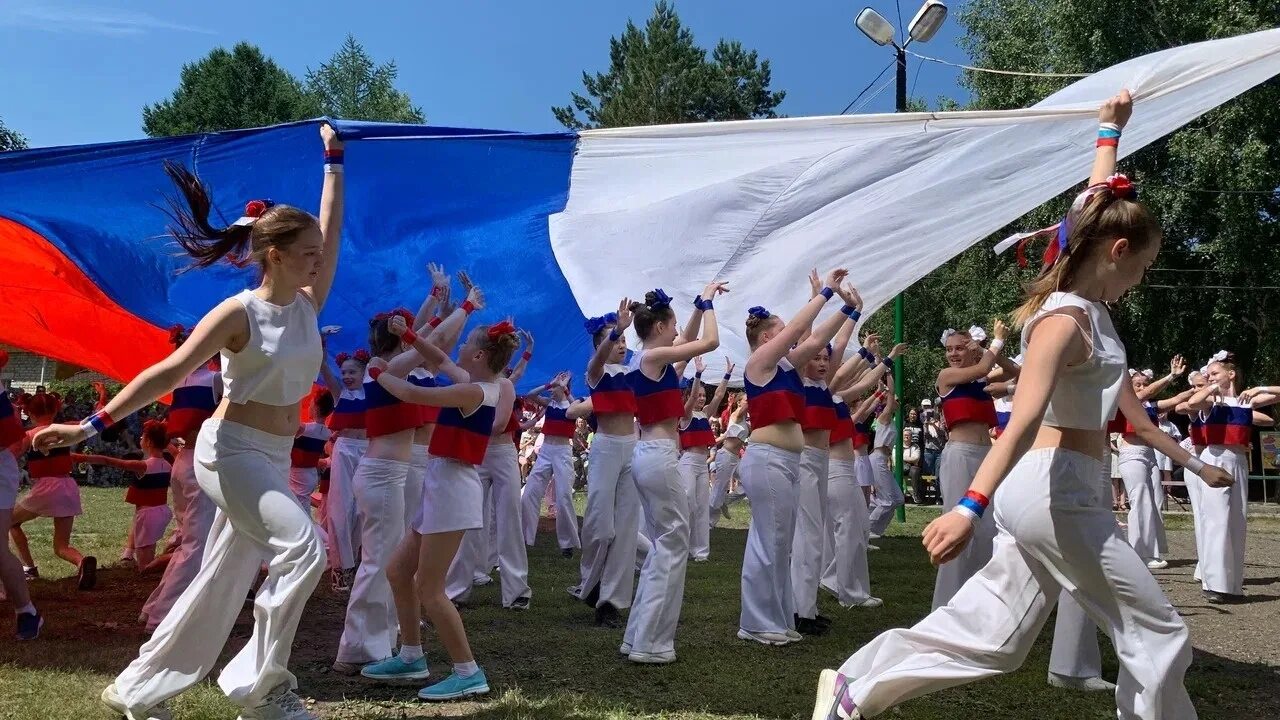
[855,1,948,522]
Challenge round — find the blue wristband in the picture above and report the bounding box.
[957,496,985,518]
[858,347,874,362]
[608,329,620,342]
[841,305,861,321]
[820,287,834,300]
[695,372,703,380]
[723,373,732,381]
[883,357,894,372]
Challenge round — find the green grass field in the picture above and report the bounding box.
[1,488,1278,720]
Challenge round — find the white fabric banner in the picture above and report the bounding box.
[549,28,1280,378]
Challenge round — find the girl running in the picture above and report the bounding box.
[77,420,174,573]
[35,123,342,720]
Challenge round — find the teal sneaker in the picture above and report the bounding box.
[361,655,430,682]
[417,669,490,701]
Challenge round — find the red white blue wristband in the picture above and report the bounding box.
[80,410,114,438]
[954,489,990,523]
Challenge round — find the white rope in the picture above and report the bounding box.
[906,50,1091,78]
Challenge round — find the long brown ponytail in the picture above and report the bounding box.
[161,161,317,271]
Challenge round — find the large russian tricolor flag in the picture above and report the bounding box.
[2,29,1278,387]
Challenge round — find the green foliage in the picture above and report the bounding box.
[305,34,425,123]
[888,0,1280,403]
[553,1,785,130]
[0,115,28,152]
[143,42,318,137]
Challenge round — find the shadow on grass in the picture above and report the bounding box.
[3,504,1279,720]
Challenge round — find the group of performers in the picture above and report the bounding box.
[1,90,1272,720]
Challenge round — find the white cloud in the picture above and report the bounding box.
[0,3,214,36]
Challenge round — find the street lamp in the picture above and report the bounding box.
[854,1,948,522]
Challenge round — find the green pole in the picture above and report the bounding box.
[893,293,906,523]
[893,46,908,523]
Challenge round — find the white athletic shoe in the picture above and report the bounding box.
[1047,673,1117,693]
[238,686,319,720]
[841,596,884,609]
[785,629,803,642]
[737,629,793,646]
[100,684,172,720]
[628,649,677,664]
[619,642,632,656]
[1146,559,1169,570]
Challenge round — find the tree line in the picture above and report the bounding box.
[2,1,1277,400]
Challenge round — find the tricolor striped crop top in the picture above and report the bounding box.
[327,388,366,432]
[364,369,421,438]
[940,380,997,430]
[291,421,329,468]
[1201,397,1252,447]
[167,367,219,438]
[801,378,837,432]
[679,411,716,449]
[429,382,499,464]
[589,363,637,416]
[627,351,684,426]
[829,397,854,445]
[745,358,805,429]
[542,400,576,438]
[127,456,171,507]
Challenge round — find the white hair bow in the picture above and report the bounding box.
[1142,369,1154,378]
[1198,365,1210,377]
[967,325,987,344]
[940,328,957,346]
[1210,350,1229,363]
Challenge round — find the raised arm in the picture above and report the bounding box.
[370,362,483,412]
[319,353,344,399]
[1136,355,1186,400]
[507,330,535,384]
[414,263,450,331]
[876,383,898,425]
[304,124,344,311]
[566,398,594,422]
[790,282,862,368]
[587,300,631,386]
[642,282,727,368]
[1089,89,1131,186]
[826,316,857,386]
[1240,386,1280,409]
[746,269,844,379]
[706,358,733,418]
[1183,381,1220,412]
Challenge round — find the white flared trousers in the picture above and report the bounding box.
[520,442,580,549]
[141,446,218,631]
[932,441,996,610]
[835,448,1195,720]
[1118,445,1163,561]
[114,421,325,715]
[577,433,640,610]
[623,439,690,655]
[1197,445,1248,595]
[323,437,367,570]
[792,445,830,619]
[446,442,531,606]
[739,443,800,635]
[866,450,903,537]
[678,448,711,560]
[709,449,741,527]
[821,457,873,606]
[336,456,409,664]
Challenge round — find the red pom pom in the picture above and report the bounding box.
[168,324,186,345]
[487,320,516,339]
[354,349,371,363]
[244,199,268,218]
[335,352,350,365]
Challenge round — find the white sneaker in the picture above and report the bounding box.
[628,649,677,664]
[1047,673,1117,693]
[1146,559,1169,570]
[842,596,884,609]
[867,544,881,551]
[100,684,172,720]
[618,642,632,656]
[238,686,319,720]
[738,629,792,646]
[785,629,803,642]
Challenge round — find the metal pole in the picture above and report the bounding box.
[893,46,908,523]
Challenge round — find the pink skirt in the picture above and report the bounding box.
[130,504,174,549]
[18,476,83,517]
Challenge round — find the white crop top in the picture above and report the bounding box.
[220,290,323,407]
[1021,292,1126,431]
[873,420,897,449]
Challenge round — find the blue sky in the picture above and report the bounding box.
[0,0,974,148]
